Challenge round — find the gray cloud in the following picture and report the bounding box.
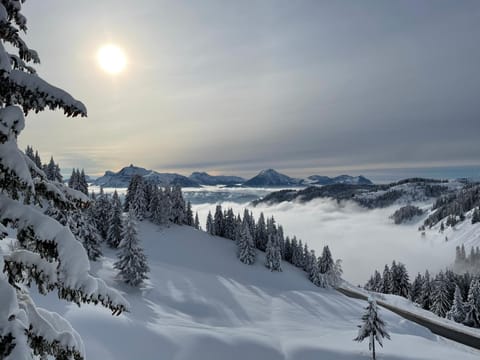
[17,0,480,178]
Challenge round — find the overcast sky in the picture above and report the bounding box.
[18,0,480,179]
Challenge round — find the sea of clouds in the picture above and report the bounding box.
[192,195,453,285]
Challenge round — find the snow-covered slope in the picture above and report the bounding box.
[26,223,479,359]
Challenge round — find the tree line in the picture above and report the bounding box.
[205,204,343,288]
[365,255,480,328]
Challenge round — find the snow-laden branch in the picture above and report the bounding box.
[0,194,129,314]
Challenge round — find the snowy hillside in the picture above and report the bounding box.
[25,223,480,359]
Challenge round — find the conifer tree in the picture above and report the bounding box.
[94,187,112,238]
[463,279,480,328]
[446,285,466,323]
[0,3,127,357]
[431,272,451,317]
[410,273,424,304]
[237,221,256,265]
[194,212,200,230]
[185,201,194,226]
[319,245,334,274]
[206,211,215,235]
[255,212,267,250]
[420,270,433,310]
[381,265,393,294]
[265,235,282,272]
[114,211,149,287]
[131,180,147,221]
[107,190,123,248]
[170,185,186,224]
[224,208,236,239]
[213,204,224,236]
[309,256,325,287]
[354,297,391,360]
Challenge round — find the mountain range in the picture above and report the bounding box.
[93,165,373,188]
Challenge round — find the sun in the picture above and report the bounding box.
[97,44,127,75]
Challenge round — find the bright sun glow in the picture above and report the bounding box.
[97,44,127,74]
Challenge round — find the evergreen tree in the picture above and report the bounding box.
[170,185,186,224]
[194,212,200,230]
[206,211,214,235]
[284,236,292,262]
[124,174,143,211]
[224,208,236,239]
[431,272,451,317]
[446,285,467,323]
[309,256,326,287]
[420,270,433,310]
[381,265,393,294]
[410,273,424,304]
[131,179,147,221]
[94,187,112,239]
[319,245,334,274]
[463,279,480,328]
[472,207,480,224]
[0,3,126,357]
[354,297,391,360]
[213,204,224,236]
[114,211,149,286]
[255,212,267,251]
[185,201,194,226]
[34,150,43,169]
[237,221,256,265]
[265,235,282,272]
[391,262,410,298]
[107,190,123,248]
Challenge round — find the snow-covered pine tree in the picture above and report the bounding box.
[114,211,149,287]
[185,201,194,226]
[420,270,433,311]
[224,208,236,239]
[304,248,315,275]
[94,187,112,239]
[131,179,147,221]
[354,296,391,360]
[319,245,334,274]
[463,279,480,328]
[237,220,256,265]
[283,236,292,262]
[213,204,224,236]
[381,265,393,294]
[290,236,301,266]
[391,262,410,298]
[124,174,142,211]
[410,273,424,304]
[170,185,186,224]
[309,255,326,287]
[206,211,214,235]
[79,168,88,194]
[446,284,466,323]
[107,190,123,248]
[431,271,452,318]
[255,212,267,251]
[33,150,42,169]
[0,2,127,357]
[68,168,78,189]
[372,270,383,292]
[265,233,282,272]
[194,212,200,230]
